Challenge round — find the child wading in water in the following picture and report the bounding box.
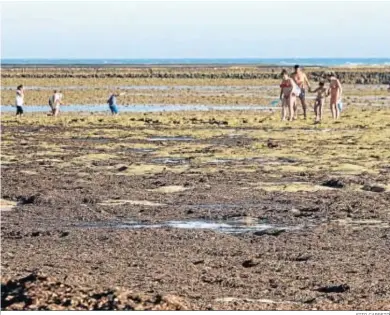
[310,81,328,123]
[279,69,298,121]
[328,72,343,119]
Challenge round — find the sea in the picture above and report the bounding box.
[1,58,390,67]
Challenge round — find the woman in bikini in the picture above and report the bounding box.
[279,69,297,121]
[328,72,343,119]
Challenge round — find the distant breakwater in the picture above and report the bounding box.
[2,68,390,84]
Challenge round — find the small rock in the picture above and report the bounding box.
[267,139,279,149]
[314,284,350,293]
[322,179,345,188]
[290,208,302,217]
[242,259,259,268]
[60,231,70,238]
[117,166,128,172]
[192,260,204,265]
[292,254,311,262]
[362,185,386,193]
[254,229,286,237]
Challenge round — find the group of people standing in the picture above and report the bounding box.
[14,66,345,123]
[13,85,124,118]
[280,65,343,123]
[14,85,63,117]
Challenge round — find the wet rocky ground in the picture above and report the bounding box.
[1,105,390,310]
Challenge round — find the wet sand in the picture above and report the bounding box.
[1,72,390,310]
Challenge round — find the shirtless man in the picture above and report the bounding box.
[292,65,311,119]
[328,72,343,119]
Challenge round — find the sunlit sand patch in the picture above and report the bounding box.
[1,154,16,162]
[75,172,91,177]
[115,164,188,176]
[262,165,310,173]
[0,199,17,212]
[215,297,299,305]
[335,218,389,229]
[331,163,376,175]
[72,153,118,162]
[20,170,38,175]
[98,199,165,207]
[147,185,189,193]
[250,182,333,192]
[147,136,194,142]
[30,151,68,157]
[36,159,64,163]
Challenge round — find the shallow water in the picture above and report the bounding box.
[0,85,275,91]
[128,148,157,153]
[151,157,188,164]
[74,219,295,234]
[71,137,110,142]
[147,136,194,142]
[0,104,276,113]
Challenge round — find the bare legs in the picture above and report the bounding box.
[53,107,59,117]
[294,96,307,120]
[282,96,296,121]
[281,97,287,121]
[289,96,296,121]
[330,98,340,120]
[314,99,324,123]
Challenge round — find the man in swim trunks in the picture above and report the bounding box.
[292,65,311,120]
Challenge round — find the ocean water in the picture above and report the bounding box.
[2,58,390,66]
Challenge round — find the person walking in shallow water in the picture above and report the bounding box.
[292,65,311,120]
[49,90,63,117]
[328,72,343,119]
[107,91,125,115]
[15,85,24,117]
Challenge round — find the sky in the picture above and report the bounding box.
[1,0,390,59]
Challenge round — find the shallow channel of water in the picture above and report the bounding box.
[74,219,299,234]
[147,136,194,142]
[0,104,276,113]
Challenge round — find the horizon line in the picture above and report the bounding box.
[2,57,390,60]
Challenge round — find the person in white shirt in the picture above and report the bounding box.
[50,90,63,116]
[15,85,24,117]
